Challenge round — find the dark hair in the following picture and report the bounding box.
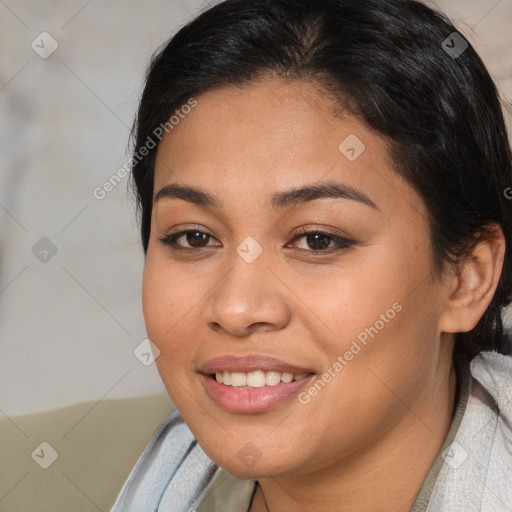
[129,0,512,359]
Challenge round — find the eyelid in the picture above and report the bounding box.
[291,225,352,240]
[287,227,355,253]
[158,228,221,249]
[158,225,355,254]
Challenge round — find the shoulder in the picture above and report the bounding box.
[427,351,512,511]
[470,351,512,414]
[110,409,219,511]
[469,351,512,447]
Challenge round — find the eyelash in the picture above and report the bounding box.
[157,227,355,255]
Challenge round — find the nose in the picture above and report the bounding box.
[203,246,292,337]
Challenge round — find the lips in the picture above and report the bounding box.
[201,372,316,413]
[198,354,317,376]
[198,354,317,413]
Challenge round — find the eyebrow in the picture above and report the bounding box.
[154,181,378,211]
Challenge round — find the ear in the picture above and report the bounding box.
[439,224,505,333]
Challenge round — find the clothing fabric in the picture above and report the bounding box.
[110,351,512,511]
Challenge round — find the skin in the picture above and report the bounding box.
[142,78,505,512]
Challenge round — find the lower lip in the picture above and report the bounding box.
[201,373,315,413]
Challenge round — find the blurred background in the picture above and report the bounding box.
[0,0,511,416]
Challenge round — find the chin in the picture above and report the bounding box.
[210,447,304,480]
[216,459,281,480]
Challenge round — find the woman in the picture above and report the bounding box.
[111,0,512,510]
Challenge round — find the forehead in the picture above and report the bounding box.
[153,78,422,219]
[156,79,366,168]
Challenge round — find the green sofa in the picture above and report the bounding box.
[0,391,176,512]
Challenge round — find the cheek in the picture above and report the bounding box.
[142,257,202,410]
[307,252,407,352]
[141,255,199,359]
[142,261,170,341]
[314,237,441,392]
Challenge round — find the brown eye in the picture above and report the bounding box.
[185,231,211,247]
[289,229,355,254]
[304,232,332,250]
[158,230,221,249]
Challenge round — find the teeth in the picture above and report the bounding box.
[230,372,247,387]
[265,371,281,386]
[214,370,310,388]
[247,370,266,388]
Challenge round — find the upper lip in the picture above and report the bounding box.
[199,354,316,375]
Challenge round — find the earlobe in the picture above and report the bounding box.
[439,224,505,334]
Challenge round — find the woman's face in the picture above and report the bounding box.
[143,78,452,479]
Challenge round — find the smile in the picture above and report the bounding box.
[214,370,310,388]
[201,372,316,413]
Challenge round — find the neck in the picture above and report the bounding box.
[251,359,457,512]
